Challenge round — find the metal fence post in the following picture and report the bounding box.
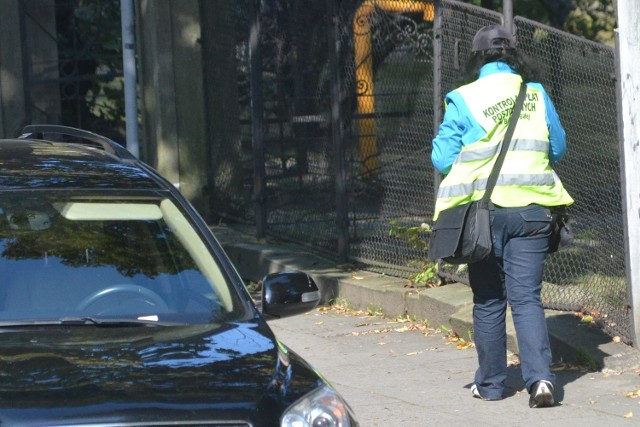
[432,1,443,198]
[16,1,31,130]
[120,0,139,158]
[327,0,349,262]
[502,0,513,34]
[432,1,444,273]
[249,0,267,238]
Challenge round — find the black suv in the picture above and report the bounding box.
[0,125,358,426]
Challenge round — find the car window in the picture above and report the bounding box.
[0,193,240,324]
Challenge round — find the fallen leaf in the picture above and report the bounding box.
[624,390,640,398]
[456,340,474,350]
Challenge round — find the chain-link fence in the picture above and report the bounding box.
[516,16,626,340]
[210,0,628,343]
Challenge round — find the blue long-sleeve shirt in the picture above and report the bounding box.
[431,62,566,174]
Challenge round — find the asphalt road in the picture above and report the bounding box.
[269,307,640,427]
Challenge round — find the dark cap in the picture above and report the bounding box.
[472,25,516,52]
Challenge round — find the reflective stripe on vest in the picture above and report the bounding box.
[438,173,557,199]
[455,138,549,164]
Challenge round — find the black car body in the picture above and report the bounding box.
[0,125,358,426]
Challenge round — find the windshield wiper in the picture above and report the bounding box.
[0,317,167,328]
[59,317,165,327]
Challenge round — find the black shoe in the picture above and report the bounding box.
[529,380,555,408]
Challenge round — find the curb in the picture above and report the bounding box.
[212,224,640,373]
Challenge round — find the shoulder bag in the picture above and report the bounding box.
[428,83,528,265]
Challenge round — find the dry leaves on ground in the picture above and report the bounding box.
[317,305,477,350]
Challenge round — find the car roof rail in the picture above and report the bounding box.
[19,124,136,160]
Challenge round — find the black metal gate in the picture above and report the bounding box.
[238,0,438,277]
[19,0,125,142]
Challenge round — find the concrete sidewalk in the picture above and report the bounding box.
[270,308,640,426]
[212,223,640,373]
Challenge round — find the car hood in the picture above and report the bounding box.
[0,319,322,426]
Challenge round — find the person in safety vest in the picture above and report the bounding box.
[431,24,574,408]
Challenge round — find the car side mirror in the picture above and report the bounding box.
[261,271,321,319]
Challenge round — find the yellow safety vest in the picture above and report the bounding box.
[433,73,574,220]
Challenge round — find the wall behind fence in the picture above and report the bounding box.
[208,0,629,343]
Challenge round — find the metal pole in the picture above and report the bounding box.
[327,0,348,262]
[432,0,444,274]
[249,0,267,238]
[432,0,443,202]
[502,0,513,34]
[615,0,640,346]
[120,0,139,157]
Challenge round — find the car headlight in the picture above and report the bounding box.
[281,385,358,427]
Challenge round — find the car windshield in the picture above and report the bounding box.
[0,192,243,325]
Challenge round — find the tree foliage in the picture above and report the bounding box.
[470,0,616,46]
[564,0,617,46]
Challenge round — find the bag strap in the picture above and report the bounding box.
[481,83,528,205]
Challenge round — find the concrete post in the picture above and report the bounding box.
[615,0,640,346]
[136,0,209,216]
[0,0,26,137]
